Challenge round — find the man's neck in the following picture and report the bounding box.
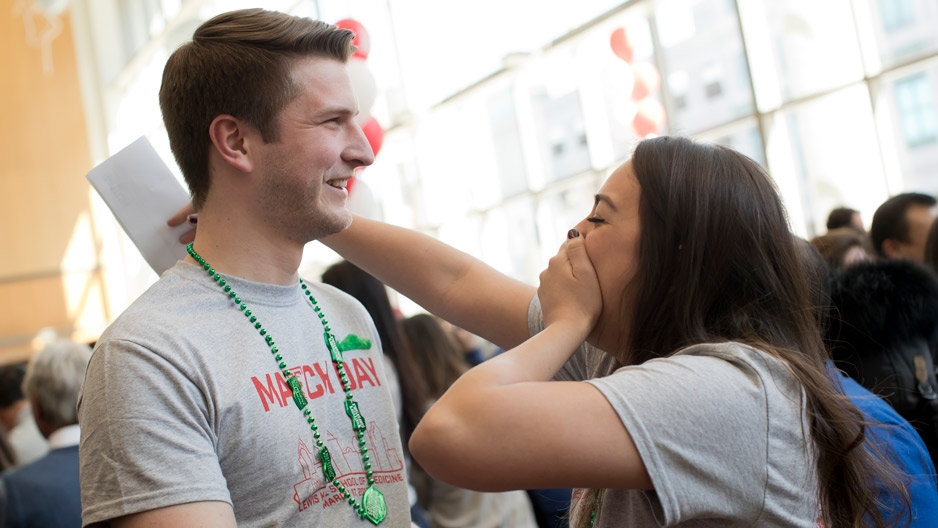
[188,215,304,286]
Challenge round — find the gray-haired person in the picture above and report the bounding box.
[1,339,91,527]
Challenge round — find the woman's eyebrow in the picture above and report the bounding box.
[595,193,618,212]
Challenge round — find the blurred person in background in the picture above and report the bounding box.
[798,238,938,526]
[826,206,865,232]
[0,339,91,527]
[402,313,539,528]
[0,366,47,467]
[870,192,937,263]
[810,227,873,271]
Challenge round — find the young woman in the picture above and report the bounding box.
[320,136,907,527]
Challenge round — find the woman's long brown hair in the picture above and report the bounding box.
[623,136,909,526]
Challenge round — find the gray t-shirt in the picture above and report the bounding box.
[78,262,411,527]
[528,296,819,527]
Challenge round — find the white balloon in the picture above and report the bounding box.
[347,176,380,220]
[347,58,377,125]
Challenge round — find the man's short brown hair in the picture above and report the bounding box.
[159,8,354,209]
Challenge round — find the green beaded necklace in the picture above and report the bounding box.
[187,243,388,525]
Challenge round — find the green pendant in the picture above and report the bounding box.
[361,485,387,525]
[286,376,308,410]
[319,446,336,482]
[345,400,366,431]
[325,332,343,363]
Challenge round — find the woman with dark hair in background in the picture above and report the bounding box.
[324,136,910,527]
[810,227,873,271]
[321,260,431,528]
[402,313,538,528]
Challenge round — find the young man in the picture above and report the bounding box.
[870,192,938,262]
[79,9,410,527]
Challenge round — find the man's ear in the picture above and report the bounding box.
[882,238,903,259]
[208,114,255,173]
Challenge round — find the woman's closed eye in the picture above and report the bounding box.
[587,216,605,224]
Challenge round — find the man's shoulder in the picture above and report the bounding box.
[99,264,217,339]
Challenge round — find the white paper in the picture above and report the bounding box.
[86,136,191,275]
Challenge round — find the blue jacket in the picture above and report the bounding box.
[838,371,938,526]
[1,445,80,528]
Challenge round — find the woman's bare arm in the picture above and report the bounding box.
[321,215,536,350]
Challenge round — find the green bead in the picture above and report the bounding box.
[304,408,311,416]
[203,263,210,270]
[224,285,231,292]
[359,440,366,447]
[219,279,226,286]
[324,326,331,332]
[229,292,236,298]
[362,454,370,462]
[315,306,321,312]
[245,310,252,316]
[275,354,282,361]
[255,322,262,329]
[239,304,246,311]
[271,347,278,353]
[279,362,286,369]
[260,329,267,336]
[235,297,241,303]
[344,491,350,498]
[348,497,356,505]
[368,477,374,485]
[361,447,368,454]
[214,273,220,281]
[314,432,320,439]
[322,319,328,325]
[307,417,314,423]
[364,463,371,470]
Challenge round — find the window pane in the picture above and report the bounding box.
[861,0,938,68]
[750,0,864,102]
[693,118,766,168]
[764,84,887,237]
[655,0,754,134]
[486,88,529,198]
[528,52,593,182]
[874,61,938,196]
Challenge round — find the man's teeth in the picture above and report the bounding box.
[328,179,348,189]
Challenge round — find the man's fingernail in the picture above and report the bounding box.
[187,214,198,225]
[567,228,580,239]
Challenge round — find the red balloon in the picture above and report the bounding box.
[361,117,384,157]
[631,62,660,101]
[633,98,666,137]
[609,28,634,63]
[336,18,371,60]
